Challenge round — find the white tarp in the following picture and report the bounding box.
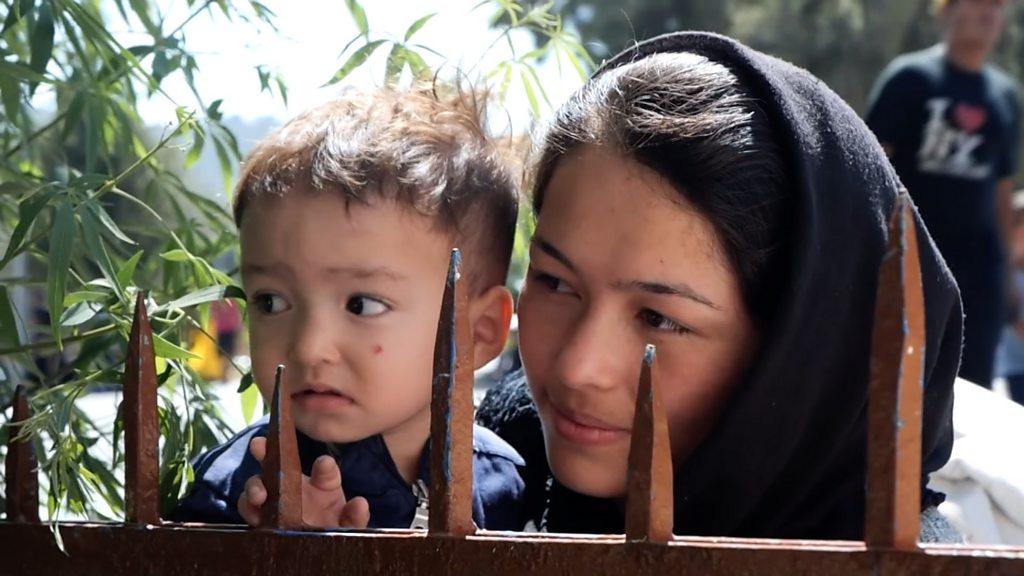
[928,378,1024,545]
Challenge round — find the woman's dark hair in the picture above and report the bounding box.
[531,52,792,325]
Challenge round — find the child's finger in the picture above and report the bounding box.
[308,455,342,492]
[237,493,258,526]
[338,496,370,529]
[238,476,266,527]
[245,475,267,508]
[249,436,267,463]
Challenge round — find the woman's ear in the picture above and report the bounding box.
[468,285,514,370]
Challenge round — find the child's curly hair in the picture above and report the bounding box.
[234,83,520,290]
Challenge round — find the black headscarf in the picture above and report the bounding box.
[479,31,962,539]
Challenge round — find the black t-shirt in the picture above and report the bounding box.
[866,45,1020,267]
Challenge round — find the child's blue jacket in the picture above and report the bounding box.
[170,416,525,530]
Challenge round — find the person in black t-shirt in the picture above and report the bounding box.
[866,0,1021,388]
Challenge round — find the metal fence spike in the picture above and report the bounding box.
[625,344,673,543]
[865,191,924,550]
[428,249,476,536]
[5,384,39,522]
[123,291,160,525]
[260,364,303,530]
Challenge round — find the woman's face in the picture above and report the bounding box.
[518,145,761,498]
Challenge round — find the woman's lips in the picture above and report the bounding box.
[550,405,631,447]
[291,388,354,412]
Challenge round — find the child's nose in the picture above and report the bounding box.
[288,311,342,368]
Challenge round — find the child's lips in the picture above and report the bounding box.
[291,386,355,411]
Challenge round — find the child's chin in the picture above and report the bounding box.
[294,416,369,445]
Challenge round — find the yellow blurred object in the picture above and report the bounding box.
[188,323,223,381]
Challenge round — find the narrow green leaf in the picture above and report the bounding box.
[274,76,289,106]
[28,1,55,80]
[162,285,242,312]
[84,201,136,245]
[240,378,259,424]
[0,285,21,348]
[0,60,52,84]
[345,0,368,36]
[562,42,591,80]
[404,48,430,79]
[525,65,551,106]
[403,12,436,42]
[236,371,254,393]
[323,40,386,87]
[211,136,233,194]
[520,69,540,118]
[79,206,124,296]
[160,249,192,262]
[384,43,406,84]
[184,124,206,168]
[116,250,144,288]
[60,301,101,327]
[206,99,224,121]
[1,0,36,36]
[47,200,75,347]
[63,289,110,307]
[152,333,201,360]
[0,75,20,123]
[0,186,58,271]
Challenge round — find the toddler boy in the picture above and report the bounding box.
[171,85,523,529]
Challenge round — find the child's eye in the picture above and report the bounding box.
[639,309,691,336]
[252,292,290,315]
[345,295,390,317]
[529,268,576,295]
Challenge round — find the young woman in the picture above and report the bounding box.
[478,32,963,541]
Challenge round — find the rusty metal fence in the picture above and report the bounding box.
[3,193,1024,575]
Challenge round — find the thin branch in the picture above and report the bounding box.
[0,324,118,357]
[3,111,69,159]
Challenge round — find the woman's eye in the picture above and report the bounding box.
[639,309,691,335]
[253,293,289,315]
[346,295,389,317]
[530,269,575,295]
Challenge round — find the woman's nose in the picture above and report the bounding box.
[288,310,342,367]
[553,308,634,393]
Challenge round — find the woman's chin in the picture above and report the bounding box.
[547,448,627,499]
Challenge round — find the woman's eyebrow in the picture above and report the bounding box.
[612,280,722,310]
[532,235,578,272]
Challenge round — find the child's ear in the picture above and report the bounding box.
[468,285,514,370]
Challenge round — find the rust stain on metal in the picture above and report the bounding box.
[625,344,673,543]
[428,249,476,537]
[123,291,160,525]
[865,191,924,550]
[260,364,303,530]
[5,384,39,522]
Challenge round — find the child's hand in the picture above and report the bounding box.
[237,436,371,529]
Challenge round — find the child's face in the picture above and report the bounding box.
[518,146,761,498]
[240,189,451,446]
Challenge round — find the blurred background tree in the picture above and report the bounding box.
[548,0,1024,114]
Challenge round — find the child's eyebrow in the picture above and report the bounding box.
[240,263,407,282]
[322,266,408,282]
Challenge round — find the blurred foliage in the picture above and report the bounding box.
[0,0,587,528]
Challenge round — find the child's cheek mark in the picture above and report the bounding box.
[373,344,383,355]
